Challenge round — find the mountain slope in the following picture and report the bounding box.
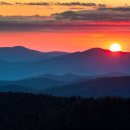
[47,76,130,97]
[30,48,130,75]
[0,48,130,80]
[0,46,68,62]
[0,85,35,93]
[0,77,73,90]
[36,73,89,81]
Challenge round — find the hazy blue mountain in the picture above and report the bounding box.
[0,77,73,90]
[0,46,68,62]
[36,73,89,81]
[46,76,130,97]
[30,48,130,76]
[100,72,128,78]
[0,85,35,93]
[0,47,130,80]
[1,76,130,96]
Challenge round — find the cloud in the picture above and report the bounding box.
[0,1,12,5]
[98,6,130,11]
[53,9,130,22]
[0,2,106,7]
[55,2,97,6]
[0,1,107,8]
[0,8,130,32]
[16,2,97,6]
[21,2,51,6]
[22,2,107,7]
[98,4,106,8]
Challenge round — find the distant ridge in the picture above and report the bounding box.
[0,47,130,80]
[82,48,109,53]
[0,46,68,62]
[33,47,130,76]
[47,76,130,97]
[0,77,72,90]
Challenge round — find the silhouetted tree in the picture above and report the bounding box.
[0,92,130,130]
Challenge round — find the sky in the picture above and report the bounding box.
[2,0,130,5]
[0,0,129,16]
[0,0,130,52]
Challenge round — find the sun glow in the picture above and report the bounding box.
[110,43,122,52]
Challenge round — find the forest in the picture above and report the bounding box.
[0,92,130,130]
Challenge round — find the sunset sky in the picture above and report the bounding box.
[0,0,130,52]
[2,0,130,5]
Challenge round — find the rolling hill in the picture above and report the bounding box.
[0,47,130,80]
[0,46,68,62]
[0,85,35,93]
[0,76,130,97]
[0,77,73,90]
[30,48,130,76]
[46,76,130,97]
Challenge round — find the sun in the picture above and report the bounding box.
[110,43,122,52]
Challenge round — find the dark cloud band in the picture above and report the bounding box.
[98,6,130,11]
[0,8,130,32]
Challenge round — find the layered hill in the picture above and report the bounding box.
[0,47,130,80]
[47,76,130,97]
[0,46,67,62]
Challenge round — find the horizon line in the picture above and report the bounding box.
[0,45,128,53]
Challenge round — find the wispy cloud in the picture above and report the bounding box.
[19,2,51,6]
[55,2,97,6]
[98,6,130,11]
[19,2,106,7]
[0,1,12,5]
[0,1,105,7]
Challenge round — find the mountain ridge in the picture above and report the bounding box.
[0,46,68,62]
[0,47,130,80]
[46,76,130,97]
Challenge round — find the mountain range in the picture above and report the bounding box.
[0,76,130,97]
[0,77,73,90]
[0,46,68,62]
[46,76,130,97]
[0,46,129,80]
[0,46,130,97]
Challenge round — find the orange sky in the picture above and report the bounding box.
[0,1,130,52]
[0,5,73,16]
[3,0,130,5]
[0,30,129,52]
[0,0,129,16]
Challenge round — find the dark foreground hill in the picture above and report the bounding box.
[0,92,130,130]
[0,76,130,98]
[47,76,130,97]
[0,85,35,93]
